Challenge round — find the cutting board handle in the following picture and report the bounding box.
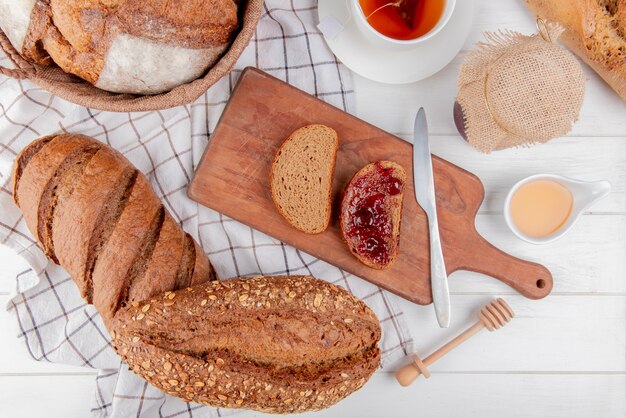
[460,236,553,299]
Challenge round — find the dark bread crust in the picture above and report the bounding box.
[175,233,197,289]
[14,134,96,255]
[37,145,101,262]
[111,276,381,414]
[20,1,54,65]
[92,174,164,326]
[127,212,185,304]
[114,0,239,48]
[50,0,238,51]
[340,161,406,269]
[52,147,136,301]
[12,135,56,207]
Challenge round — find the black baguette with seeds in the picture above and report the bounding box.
[111,275,381,414]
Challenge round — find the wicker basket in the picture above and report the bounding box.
[0,0,263,112]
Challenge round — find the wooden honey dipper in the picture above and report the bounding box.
[396,298,514,386]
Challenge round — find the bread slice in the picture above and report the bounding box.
[14,134,97,259]
[270,124,338,234]
[91,173,163,326]
[340,161,406,269]
[37,145,100,262]
[52,147,136,302]
[12,134,56,207]
[126,211,185,304]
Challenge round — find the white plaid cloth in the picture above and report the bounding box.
[0,1,414,416]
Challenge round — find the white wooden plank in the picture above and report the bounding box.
[1,199,624,298]
[0,373,623,418]
[249,373,626,418]
[0,295,622,375]
[468,0,539,44]
[1,217,623,297]
[390,295,626,373]
[427,137,626,214]
[0,375,95,418]
[455,214,626,294]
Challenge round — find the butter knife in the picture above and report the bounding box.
[412,107,450,328]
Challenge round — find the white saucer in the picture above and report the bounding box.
[317,0,475,84]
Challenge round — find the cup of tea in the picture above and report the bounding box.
[350,0,457,49]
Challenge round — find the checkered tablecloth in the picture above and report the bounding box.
[0,1,414,416]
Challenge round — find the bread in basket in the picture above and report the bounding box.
[0,0,263,111]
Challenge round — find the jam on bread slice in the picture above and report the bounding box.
[340,161,406,269]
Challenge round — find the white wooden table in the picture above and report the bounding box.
[1,1,625,417]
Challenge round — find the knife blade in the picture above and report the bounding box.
[412,107,451,328]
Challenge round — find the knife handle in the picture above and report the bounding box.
[462,236,553,299]
[429,217,450,328]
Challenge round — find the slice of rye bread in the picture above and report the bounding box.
[110,276,381,414]
[37,146,101,262]
[12,135,56,207]
[270,124,338,234]
[52,146,136,301]
[340,161,406,270]
[91,173,164,327]
[126,211,187,304]
[14,134,97,255]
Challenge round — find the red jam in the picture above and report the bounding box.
[344,163,404,266]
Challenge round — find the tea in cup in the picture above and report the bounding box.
[351,0,457,48]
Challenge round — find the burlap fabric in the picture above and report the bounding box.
[0,0,263,112]
[456,24,585,153]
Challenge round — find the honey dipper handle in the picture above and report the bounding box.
[395,322,485,387]
[423,322,485,366]
[395,354,431,387]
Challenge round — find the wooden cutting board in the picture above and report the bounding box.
[188,68,553,305]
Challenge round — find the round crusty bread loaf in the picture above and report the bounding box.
[12,134,215,328]
[111,275,381,414]
[0,0,239,94]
